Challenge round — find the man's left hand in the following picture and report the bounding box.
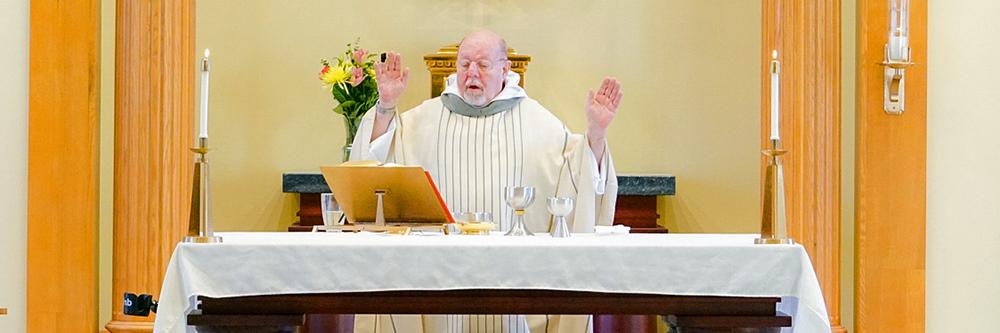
[586,77,623,141]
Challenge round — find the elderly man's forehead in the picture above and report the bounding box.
[458,35,506,58]
[458,46,496,59]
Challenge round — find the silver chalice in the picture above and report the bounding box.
[504,186,535,236]
[547,197,574,238]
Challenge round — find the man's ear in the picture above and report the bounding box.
[502,60,512,77]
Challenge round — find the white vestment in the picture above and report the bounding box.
[348,73,618,333]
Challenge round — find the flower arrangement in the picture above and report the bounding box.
[320,40,379,158]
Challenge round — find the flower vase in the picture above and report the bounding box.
[343,116,362,162]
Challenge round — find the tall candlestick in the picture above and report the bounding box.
[199,49,211,138]
[770,50,780,141]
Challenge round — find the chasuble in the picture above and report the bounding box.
[348,72,618,333]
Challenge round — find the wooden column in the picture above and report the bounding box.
[762,1,843,332]
[27,0,101,332]
[855,0,926,332]
[106,1,195,332]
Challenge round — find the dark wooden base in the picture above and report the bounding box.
[295,193,323,228]
[187,310,302,332]
[593,314,658,332]
[666,313,791,333]
[613,196,666,233]
[188,290,790,333]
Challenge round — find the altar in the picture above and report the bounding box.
[152,232,830,332]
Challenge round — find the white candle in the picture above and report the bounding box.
[770,50,780,141]
[888,0,910,60]
[199,49,210,138]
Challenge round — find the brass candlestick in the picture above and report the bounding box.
[184,137,222,243]
[756,139,793,245]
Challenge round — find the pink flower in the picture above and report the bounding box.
[352,49,368,65]
[349,67,365,86]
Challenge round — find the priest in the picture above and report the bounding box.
[350,30,623,333]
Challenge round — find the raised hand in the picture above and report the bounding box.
[585,77,623,141]
[373,52,410,109]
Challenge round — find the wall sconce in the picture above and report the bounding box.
[882,0,914,114]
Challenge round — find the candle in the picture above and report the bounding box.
[770,50,780,141]
[199,49,211,138]
[888,0,910,60]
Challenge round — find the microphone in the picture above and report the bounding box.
[123,292,158,316]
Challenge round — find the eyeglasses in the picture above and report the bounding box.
[456,58,507,72]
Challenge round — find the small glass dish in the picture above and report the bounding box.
[454,212,495,235]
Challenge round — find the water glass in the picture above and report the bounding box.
[320,193,343,226]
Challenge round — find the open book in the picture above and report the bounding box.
[320,160,454,225]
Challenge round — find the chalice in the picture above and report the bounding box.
[547,197,574,238]
[504,186,535,236]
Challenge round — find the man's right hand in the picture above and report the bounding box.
[374,52,409,109]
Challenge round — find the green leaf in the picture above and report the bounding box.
[338,100,357,117]
[331,85,348,102]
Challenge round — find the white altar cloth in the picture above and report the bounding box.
[153,232,831,333]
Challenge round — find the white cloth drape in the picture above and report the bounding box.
[151,233,831,333]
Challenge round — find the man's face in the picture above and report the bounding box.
[456,41,509,107]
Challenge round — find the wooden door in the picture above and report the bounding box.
[27,1,101,332]
[855,0,927,332]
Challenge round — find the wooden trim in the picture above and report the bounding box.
[197,291,784,315]
[192,292,790,331]
[26,0,101,332]
[105,321,156,333]
[855,0,926,332]
[762,1,843,332]
[106,1,195,332]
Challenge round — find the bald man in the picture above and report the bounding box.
[350,30,623,333]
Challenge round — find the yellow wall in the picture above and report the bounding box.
[99,0,116,329]
[840,0,856,331]
[927,0,1000,331]
[195,0,763,233]
[0,0,28,331]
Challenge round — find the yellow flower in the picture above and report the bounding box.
[320,63,350,85]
